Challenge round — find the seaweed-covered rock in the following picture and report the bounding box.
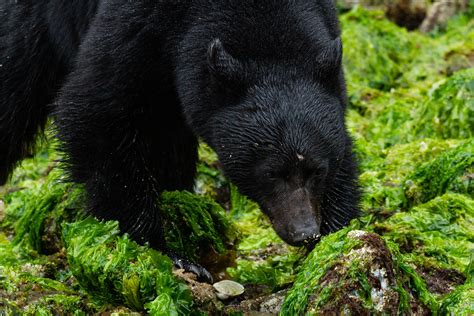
[63,218,194,314]
[1,150,238,314]
[357,139,461,211]
[414,68,474,139]
[377,193,474,274]
[159,190,238,266]
[358,138,473,214]
[281,229,436,315]
[3,169,83,255]
[344,7,473,149]
[439,283,474,315]
[341,7,420,95]
[404,140,473,207]
[0,228,96,315]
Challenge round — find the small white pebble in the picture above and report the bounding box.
[213,280,244,300]
[347,230,367,239]
[419,141,428,151]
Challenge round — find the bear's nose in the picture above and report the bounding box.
[288,223,321,247]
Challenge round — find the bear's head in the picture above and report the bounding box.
[187,38,353,247]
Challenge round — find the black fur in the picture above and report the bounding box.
[0,0,360,277]
[0,1,97,183]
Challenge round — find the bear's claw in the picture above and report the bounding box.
[172,255,213,284]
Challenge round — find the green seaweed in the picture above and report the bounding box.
[8,171,83,254]
[0,233,95,315]
[1,150,237,314]
[5,139,58,188]
[439,283,474,315]
[343,7,473,150]
[341,7,421,94]
[358,139,461,211]
[281,228,438,315]
[414,68,474,139]
[227,252,302,291]
[404,140,474,207]
[378,193,474,273]
[194,142,228,198]
[63,217,193,314]
[159,190,238,263]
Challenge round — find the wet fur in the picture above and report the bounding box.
[0,1,360,254]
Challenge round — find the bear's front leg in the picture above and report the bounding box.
[54,2,212,283]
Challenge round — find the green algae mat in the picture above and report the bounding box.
[1,7,473,315]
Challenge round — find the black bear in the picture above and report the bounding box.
[0,1,360,281]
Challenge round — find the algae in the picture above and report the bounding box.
[377,193,474,274]
[280,229,438,314]
[414,68,474,140]
[159,190,238,263]
[1,148,237,314]
[63,218,193,314]
[194,142,228,200]
[404,140,473,207]
[440,283,474,315]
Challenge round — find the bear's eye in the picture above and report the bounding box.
[264,171,277,179]
[308,173,320,184]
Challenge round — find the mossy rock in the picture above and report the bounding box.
[2,154,238,314]
[377,193,474,274]
[440,283,474,315]
[281,229,437,315]
[63,218,194,314]
[404,140,474,207]
[159,190,239,265]
[414,68,474,140]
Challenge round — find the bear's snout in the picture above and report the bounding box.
[287,221,321,247]
[285,206,321,247]
[265,188,322,247]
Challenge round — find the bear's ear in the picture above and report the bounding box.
[207,39,245,83]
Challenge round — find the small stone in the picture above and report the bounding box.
[347,230,367,239]
[419,141,428,151]
[213,280,245,300]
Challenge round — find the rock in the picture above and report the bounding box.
[213,280,245,300]
[225,289,288,315]
[420,0,469,33]
[280,229,436,315]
